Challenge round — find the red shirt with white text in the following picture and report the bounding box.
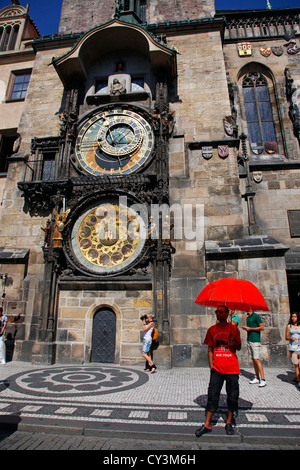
[204,323,241,374]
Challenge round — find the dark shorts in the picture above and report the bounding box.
[206,368,239,414]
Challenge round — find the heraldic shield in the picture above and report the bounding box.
[218,145,229,158]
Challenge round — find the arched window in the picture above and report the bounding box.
[9,24,19,50]
[242,71,277,155]
[1,26,11,51]
[0,24,20,51]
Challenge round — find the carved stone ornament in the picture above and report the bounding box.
[52,208,71,249]
[218,145,229,159]
[237,42,252,56]
[202,146,213,159]
[285,40,300,55]
[224,117,234,136]
[285,67,300,142]
[250,143,264,155]
[108,74,129,95]
[260,47,271,57]
[264,142,277,154]
[13,135,21,153]
[271,46,283,56]
[253,171,263,183]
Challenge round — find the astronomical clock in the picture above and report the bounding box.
[74,107,154,176]
[67,197,148,276]
[65,105,156,277]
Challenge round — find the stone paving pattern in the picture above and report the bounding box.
[0,362,299,451]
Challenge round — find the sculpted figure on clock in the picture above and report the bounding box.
[53,208,71,248]
[110,78,126,95]
[41,219,51,247]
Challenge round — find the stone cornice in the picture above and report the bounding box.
[205,236,289,260]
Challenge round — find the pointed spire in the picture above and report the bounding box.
[11,0,20,4]
[266,0,272,9]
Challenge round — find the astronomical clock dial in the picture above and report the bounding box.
[71,201,147,275]
[75,108,154,176]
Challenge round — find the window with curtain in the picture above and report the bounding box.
[242,72,276,155]
[41,153,56,181]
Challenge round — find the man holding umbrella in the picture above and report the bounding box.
[195,305,241,437]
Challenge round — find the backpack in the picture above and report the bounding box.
[152,327,158,340]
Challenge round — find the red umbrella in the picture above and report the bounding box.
[195,277,269,312]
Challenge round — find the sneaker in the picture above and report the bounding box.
[258,379,266,387]
[249,377,260,384]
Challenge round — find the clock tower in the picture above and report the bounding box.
[18,1,177,365]
[11,0,296,367]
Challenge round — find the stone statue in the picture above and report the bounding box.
[110,78,126,95]
[41,219,51,247]
[52,209,71,248]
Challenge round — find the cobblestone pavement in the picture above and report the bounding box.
[0,362,299,451]
[0,430,298,451]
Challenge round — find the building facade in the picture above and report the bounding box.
[0,0,299,367]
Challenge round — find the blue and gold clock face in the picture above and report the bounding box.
[75,108,154,176]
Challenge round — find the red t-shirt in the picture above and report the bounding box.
[204,323,241,374]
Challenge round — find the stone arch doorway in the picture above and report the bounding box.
[91,307,116,363]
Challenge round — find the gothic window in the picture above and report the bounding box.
[0,24,19,51]
[242,72,277,155]
[8,70,31,101]
[22,137,61,183]
[0,26,10,51]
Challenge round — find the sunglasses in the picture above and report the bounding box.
[215,309,226,314]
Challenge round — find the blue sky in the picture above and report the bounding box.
[0,0,299,36]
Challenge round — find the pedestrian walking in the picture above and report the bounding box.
[242,309,266,387]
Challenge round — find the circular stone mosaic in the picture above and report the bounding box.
[7,366,149,397]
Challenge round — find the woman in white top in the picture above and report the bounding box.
[142,314,156,373]
[285,312,300,389]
